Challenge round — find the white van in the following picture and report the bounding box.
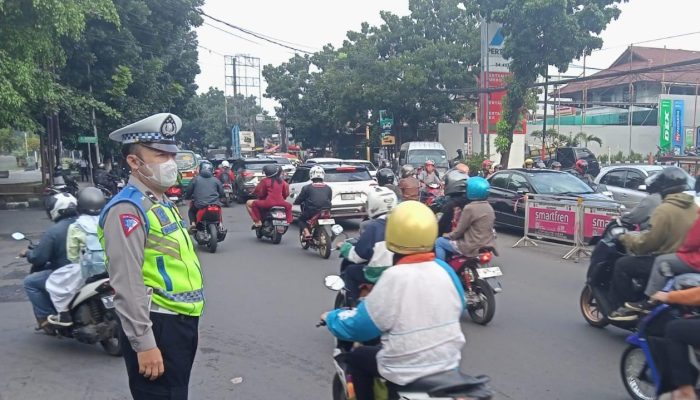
[399,142,449,175]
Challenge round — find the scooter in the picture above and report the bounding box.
[420,183,443,206]
[192,204,227,253]
[299,208,344,259]
[579,219,642,331]
[319,275,494,400]
[255,206,289,244]
[13,232,121,356]
[166,185,183,205]
[222,183,234,207]
[446,247,502,325]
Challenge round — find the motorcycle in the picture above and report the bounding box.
[165,185,183,205]
[222,183,234,207]
[446,247,502,325]
[579,219,642,331]
[192,204,227,253]
[299,208,344,259]
[255,206,289,244]
[319,275,494,400]
[12,232,121,356]
[420,183,443,206]
[619,274,700,400]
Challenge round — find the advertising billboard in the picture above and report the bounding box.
[659,99,671,152]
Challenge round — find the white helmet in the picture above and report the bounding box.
[366,186,398,218]
[221,160,230,168]
[45,193,78,222]
[309,165,325,181]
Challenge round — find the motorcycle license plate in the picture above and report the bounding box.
[168,197,179,201]
[318,219,335,225]
[272,220,288,226]
[101,295,115,309]
[477,267,503,279]
[341,194,355,200]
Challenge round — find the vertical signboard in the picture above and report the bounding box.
[672,100,685,155]
[240,131,255,152]
[231,125,241,159]
[480,20,511,135]
[659,99,672,152]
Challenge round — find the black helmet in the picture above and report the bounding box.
[444,170,469,196]
[199,161,213,178]
[649,167,689,196]
[376,168,395,186]
[77,187,106,216]
[263,164,279,178]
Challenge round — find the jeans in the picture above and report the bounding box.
[644,253,697,297]
[23,270,56,319]
[435,237,458,261]
[610,255,655,309]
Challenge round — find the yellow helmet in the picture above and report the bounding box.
[385,201,438,255]
[525,158,534,165]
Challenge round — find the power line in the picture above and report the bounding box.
[198,11,314,54]
[595,30,700,52]
[202,22,260,45]
[197,44,226,57]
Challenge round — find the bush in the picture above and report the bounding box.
[465,153,488,177]
[598,154,609,164]
[628,151,643,163]
[613,151,625,163]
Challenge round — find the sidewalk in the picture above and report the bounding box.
[0,169,41,184]
[0,209,51,238]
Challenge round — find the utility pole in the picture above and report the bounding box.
[87,62,101,164]
[542,74,549,158]
[628,44,634,155]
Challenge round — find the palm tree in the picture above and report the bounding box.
[574,132,602,148]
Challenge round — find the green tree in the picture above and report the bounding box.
[573,132,603,148]
[0,0,118,130]
[477,0,626,166]
[0,128,19,153]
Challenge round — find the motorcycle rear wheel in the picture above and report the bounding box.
[318,228,331,259]
[299,227,310,250]
[271,229,282,245]
[580,285,609,328]
[620,345,656,400]
[207,224,218,253]
[467,279,496,325]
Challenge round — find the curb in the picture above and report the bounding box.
[0,198,42,210]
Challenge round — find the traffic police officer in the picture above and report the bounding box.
[99,113,204,399]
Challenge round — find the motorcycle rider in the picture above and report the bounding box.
[338,187,397,302]
[397,165,420,201]
[21,193,78,333]
[94,163,119,196]
[620,174,663,230]
[322,201,466,400]
[523,158,534,170]
[434,177,496,261]
[418,159,441,187]
[376,168,401,200]
[247,165,293,228]
[478,159,492,178]
[571,159,595,186]
[294,165,332,239]
[438,165,470,237]
[46,187,107,326]
[551,161,562,171]
[215,160,235,184]
[184,160,225,231]
[608,167,697,321]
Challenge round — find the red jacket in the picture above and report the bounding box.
[215,168,235,183]
[677,215,700,270]
[254,177,290,202]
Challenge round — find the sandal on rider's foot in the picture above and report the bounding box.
[35,319,56,336]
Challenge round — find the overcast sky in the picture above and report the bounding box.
[194,0,700,114]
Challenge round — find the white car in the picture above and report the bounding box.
[304,157,343,166]
[268,156,296,180]
[342,159,378,178]
[287,165,376,219]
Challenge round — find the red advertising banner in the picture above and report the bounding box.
[527,203,577,241]
[583,206,621,241]
[479,71,527,135]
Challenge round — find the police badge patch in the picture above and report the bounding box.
[160,115,177,137]
[120,214,142,237]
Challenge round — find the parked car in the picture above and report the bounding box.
[268,156,296,180]
[595,165,698,209]
[341,159,378,178]
[231,158,278,203]
[287,165,375,219]
[488,169,614,231]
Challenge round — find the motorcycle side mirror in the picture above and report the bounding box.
[331,224,344,236]
[324,275,345,291]
[11,232,26,241]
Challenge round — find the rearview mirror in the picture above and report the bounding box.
[637,185,646,191]
[11,232,25,241]
[324,275,345,291]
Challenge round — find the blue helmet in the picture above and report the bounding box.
[467,176,490,200]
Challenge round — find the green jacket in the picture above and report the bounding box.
[621,193,698,256]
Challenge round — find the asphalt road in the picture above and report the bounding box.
[0,205,632,400]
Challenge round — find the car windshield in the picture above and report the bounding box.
[325,168,373,182]
[175,152,197,170]
[529,172,595,195]
[344,161,376,171]
[244,162,276,170]
[407,150,448,167]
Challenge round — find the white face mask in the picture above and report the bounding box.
[136,157,178,190]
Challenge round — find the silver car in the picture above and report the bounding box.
[594,165,663,209]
